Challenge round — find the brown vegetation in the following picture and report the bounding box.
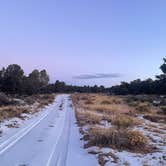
[76,110,102,125]
[0,93,55,121]
[0,106,29,121]
[143,114,166,123]
[72,93,152,154]
[86,126,148,153]
[72,93,166,166]
[135,102,151,113]
[111,115,139,129]
[160,106,166,115]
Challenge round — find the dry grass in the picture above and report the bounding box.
[25,94,55,108]
[0,93,56,121]
[86,126,149,153]
[136,102,151,113]
[0,106,29,121]
[143,114,166,123]
[127,130,148,146]
[160,106,166,115]
[83,103,134,116]
[100,100,112,105]
[76,110,103,125]
[72,93,155,154]
[112,115,139,129]
[72,94,135,117]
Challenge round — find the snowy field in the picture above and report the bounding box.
[72,93,166,166]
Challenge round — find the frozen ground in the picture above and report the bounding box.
[86,115,166,166]
[0,94,97,166]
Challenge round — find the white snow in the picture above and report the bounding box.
[66,102,98,166]
[84,115,166,166]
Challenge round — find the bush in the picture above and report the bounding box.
[84,100,93,105]
[81,96,89,100]
[136,102,151,112]
[76,111,102,125]
[111,98,122,104]
[100,100,112,105]
[86,127,148,151]
[112,115,136,128]
[25,94,55,106]
[160,106,166,114]
[88,127,119,147]
[143,114,166,123]
[0,106,29,120]
[127,130,147,146]
[0,93,11,106]
[128,101,139,107]
[24,97,35,105]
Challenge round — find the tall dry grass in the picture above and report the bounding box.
[0,93,56,121]
[86,126,149,152]
[72,93,151,153]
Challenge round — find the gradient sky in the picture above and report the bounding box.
[0,0,166,87]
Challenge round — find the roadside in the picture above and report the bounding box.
[72,93,166,166]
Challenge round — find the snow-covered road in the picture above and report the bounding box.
[0,94,97,166]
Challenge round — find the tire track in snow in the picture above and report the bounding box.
[0,97,62,155]
[46,95,72,166]
[0,95,74,166]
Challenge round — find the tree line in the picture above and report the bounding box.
[109,58,166,95]
[0,64,107,95]
[1,58,166,95]
[0,64,50,95]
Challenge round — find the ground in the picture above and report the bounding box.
[72,93,166,166]
[0,93,165,166]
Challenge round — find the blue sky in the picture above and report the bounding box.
[0,0,166,87]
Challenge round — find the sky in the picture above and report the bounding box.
[0,0,166,87]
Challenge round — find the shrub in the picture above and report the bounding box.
[81,96,89,100]
[86,127,148,151]
[111,98,122,104]
[76,111,102,125]
[25,97,35,105]
[102,114,112,122]
[127,130,147,146]
[112,115,136,128]
[100,100,112,105]
[84,100,93,105]
[88,127,119,147]
[136,102,151,112]
[128,101,139,107]
[160,106,166,115]
[143,114,166,123]
[0,93,11,106]
[0,106,28,120]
